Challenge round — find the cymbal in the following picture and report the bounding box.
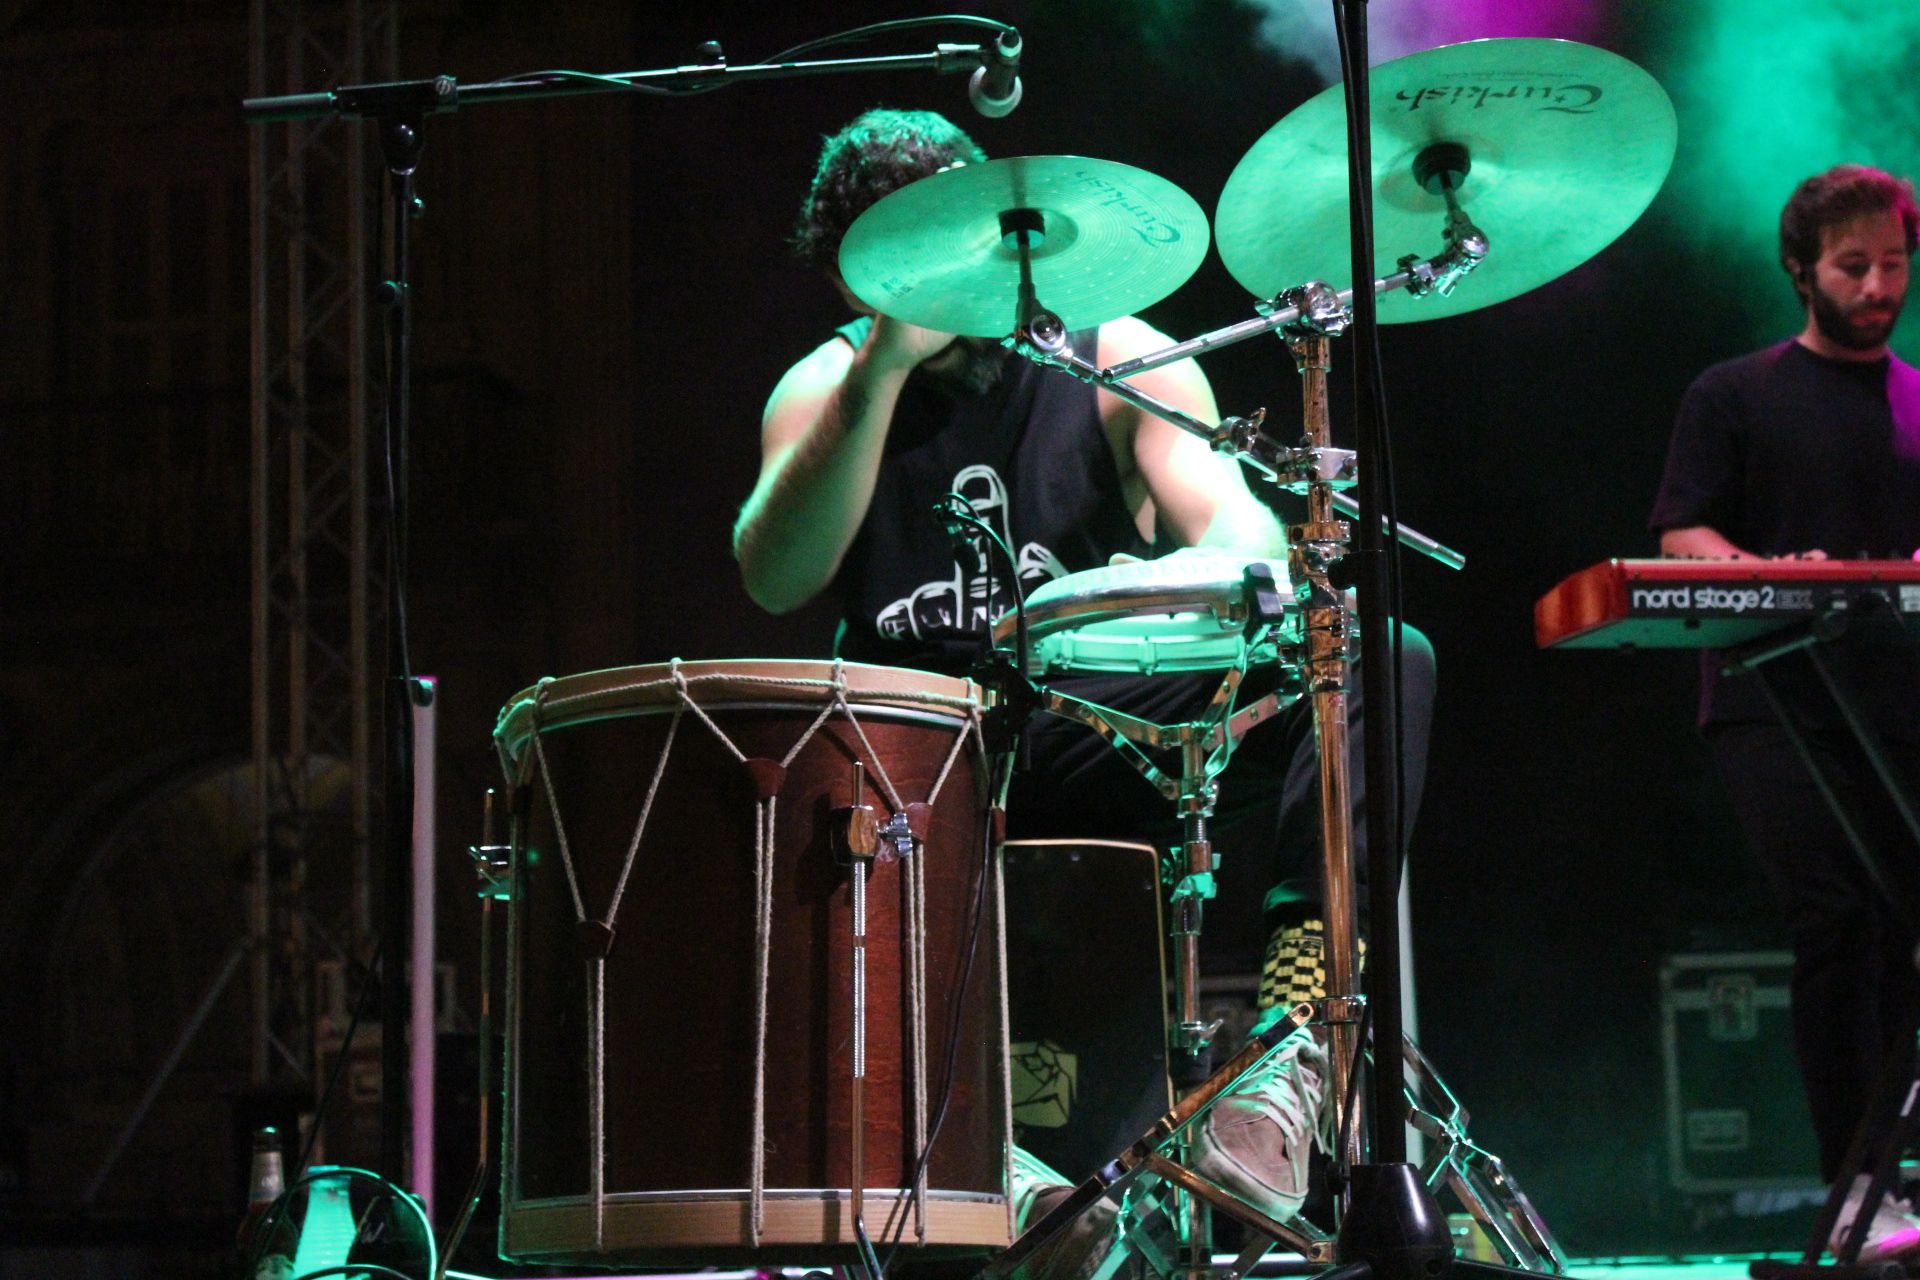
[838,156,1209,337]
[1215,38,1677,323]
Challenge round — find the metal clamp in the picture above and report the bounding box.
[876,810,917,861]
[469,787,512,901]
[1263,280,1350,338]
[1318,994,1367,1026]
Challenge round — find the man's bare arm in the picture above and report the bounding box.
[733,317,947,614]
[1096,315,1287,557]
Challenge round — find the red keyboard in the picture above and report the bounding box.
[1534,559,1920,650]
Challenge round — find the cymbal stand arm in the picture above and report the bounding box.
[1096,233,1485,386]
[1030,344,1464,570]
[1400,143,1488,301]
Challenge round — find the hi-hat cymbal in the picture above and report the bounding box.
[1215,38,1677,322]
[838,156,1209,337]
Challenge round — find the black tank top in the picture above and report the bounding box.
[830,317,1152,674]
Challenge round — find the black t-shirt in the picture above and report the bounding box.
[1649,339,1920,730]
[829,317,1152,674]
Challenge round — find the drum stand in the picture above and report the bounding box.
[1010,596,1309,1274]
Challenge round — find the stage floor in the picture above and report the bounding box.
[439,1255,1793,1280]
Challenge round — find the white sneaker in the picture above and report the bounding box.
[1830,1174,1920,1262]
[1186,1023,1329,1223]
[1009,1147,1133,1280]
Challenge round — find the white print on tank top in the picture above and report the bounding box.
[875,464,1067,643]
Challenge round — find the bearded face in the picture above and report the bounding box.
[920,336,1008,398]
[1798,210,1911,356]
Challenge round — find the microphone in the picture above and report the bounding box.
[967,27,1023,119]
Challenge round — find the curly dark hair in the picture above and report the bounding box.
[1779,164,1919,300]
[791,108,988,271]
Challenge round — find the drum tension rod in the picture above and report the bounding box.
[832,761,881,1271]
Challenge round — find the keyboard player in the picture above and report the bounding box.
[1649,164,1920,1257]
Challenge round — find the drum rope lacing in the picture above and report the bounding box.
[515,660,988,1249]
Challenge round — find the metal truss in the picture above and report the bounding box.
[248,0,395,1092]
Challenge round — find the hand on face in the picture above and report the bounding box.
[827,269,959,375]
[866,312,961,374]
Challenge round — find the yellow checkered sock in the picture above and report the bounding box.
[1257,919,1365,1010]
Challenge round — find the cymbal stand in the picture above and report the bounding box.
[993,224,1376,1276]
[1006,252,1565,1280]
[1012,265,1423,1185]
[1401,1038,1568,1273]
[1274,289,1366,1174]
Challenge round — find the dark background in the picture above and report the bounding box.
[4,0,1898,1268]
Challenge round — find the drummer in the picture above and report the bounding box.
[733,107,1436,1264]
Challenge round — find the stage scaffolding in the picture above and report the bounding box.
[247,0,396,1097]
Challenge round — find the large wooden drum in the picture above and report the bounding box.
[492,659,1011,1265]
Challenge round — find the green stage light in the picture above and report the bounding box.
[1662,2,1920,358]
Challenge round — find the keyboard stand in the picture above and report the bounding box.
[1723,601,1920,1279]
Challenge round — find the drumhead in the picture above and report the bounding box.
[994,555,1295,675]
[495,659,981,768]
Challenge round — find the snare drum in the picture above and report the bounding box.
[993,554,1300,675]
[492,659,1009,1265]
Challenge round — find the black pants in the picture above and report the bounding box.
[1708,720,1920,1183]
[1004,625,1437,973]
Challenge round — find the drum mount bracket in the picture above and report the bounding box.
[1210,409,1357,495]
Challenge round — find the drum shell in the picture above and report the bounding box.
[499,679,1005,1265]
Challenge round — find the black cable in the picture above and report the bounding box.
[459,67,706,98]
[760,15,1014,65]
[467,16,1016,100]
[243,1165,431,1279]
[380,276,414,688]
[294,934,387,1180]
[938,492,1030,668]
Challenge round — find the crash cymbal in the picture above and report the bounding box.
[1215,38,1676,323]
[838,155,1209,337]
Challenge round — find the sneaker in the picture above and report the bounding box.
[1009,1147,1134,1280]
[1830,1174,1920,1262]
[1187,1022,1329,1224]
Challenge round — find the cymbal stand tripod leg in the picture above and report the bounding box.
[977,1001,1333,1280]
[1400,1038,1568,1273]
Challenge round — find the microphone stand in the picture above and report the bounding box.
[240,16,1021,1205]
[936,495,1042,761]
[1327,6,1527,1279]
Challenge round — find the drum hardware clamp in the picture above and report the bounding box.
[468,786,512,901]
